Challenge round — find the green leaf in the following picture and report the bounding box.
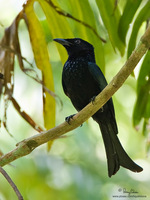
[96,0,125,56]
[133,83,150,126]
[24,0,55,133]
[118,0,142,44]
[40,19,52,44]
[133,51,150,127]
[127,1,150,57]
[37,0,74,64]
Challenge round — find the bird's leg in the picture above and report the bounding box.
[65,114,75,125]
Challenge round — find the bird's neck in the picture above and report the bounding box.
[68,50,96,63]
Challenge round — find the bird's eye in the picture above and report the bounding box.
[75,39,81,45]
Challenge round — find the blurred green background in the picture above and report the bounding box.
[0,0,150,200]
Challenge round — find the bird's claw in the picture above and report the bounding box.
[90,96,96,104]
[65,114,83,127]
[91,96,104,112]
[65,114,75,125]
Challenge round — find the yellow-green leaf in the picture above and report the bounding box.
[37,0,74,64]
[24,0,55,141]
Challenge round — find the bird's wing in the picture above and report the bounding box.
[88,62,107,90]
[88,62,117,129]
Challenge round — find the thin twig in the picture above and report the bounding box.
[0,166,24,200]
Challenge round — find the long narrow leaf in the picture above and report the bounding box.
[24,0,55,135]
[38,0,74,64]
[96,0,125,56]
[118,0,142,44]
[127,1,150,57]
[133,51,150,127]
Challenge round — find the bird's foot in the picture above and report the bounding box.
[65,114,75,125]
[91,96,104,112]
[65,114,83,127]
[90,96,96,104]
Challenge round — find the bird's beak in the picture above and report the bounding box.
[53,38,71,46]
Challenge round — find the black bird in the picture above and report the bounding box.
[54,38,143,177]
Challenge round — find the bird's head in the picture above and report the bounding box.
[53,38,94,59]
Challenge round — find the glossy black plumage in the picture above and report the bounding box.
[54,38,143,177]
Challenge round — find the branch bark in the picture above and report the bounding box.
[0,25,150,167]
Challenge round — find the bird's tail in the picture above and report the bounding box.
[99,122,143,177]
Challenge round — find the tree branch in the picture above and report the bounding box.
[0,25,150,167]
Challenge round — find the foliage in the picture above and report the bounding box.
[0,0,150,199]
[0,0,149,139]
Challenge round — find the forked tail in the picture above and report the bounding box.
[99,122,143,177]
